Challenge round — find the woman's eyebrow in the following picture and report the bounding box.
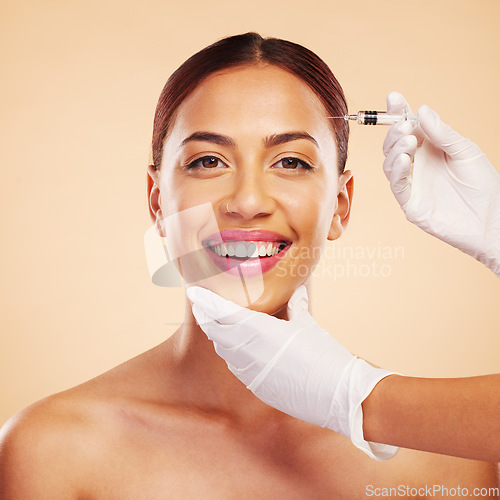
[264,132,319,148]
[178,131,319,150]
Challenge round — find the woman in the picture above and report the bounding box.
[0,32,497,499]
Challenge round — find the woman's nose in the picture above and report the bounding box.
[222,171,276,220]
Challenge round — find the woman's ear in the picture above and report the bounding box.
[327,170,354,241]
[147,164,160,219]
[147,164,164,236]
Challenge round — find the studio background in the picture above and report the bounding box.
[1,0,499,426]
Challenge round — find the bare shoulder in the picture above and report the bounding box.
[0,343,177,499]
[0,389,101,499]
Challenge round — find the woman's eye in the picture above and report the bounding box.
[187,156,226,169]
[185,155,312,171]
[274,157,313,170]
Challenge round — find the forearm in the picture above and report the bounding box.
[362,374,500,461]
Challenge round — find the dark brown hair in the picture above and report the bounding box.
[149,32,349,199]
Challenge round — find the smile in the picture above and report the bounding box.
[207,240,288,259]
[202,230,292,276]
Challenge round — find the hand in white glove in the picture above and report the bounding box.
[383,92,500,277]
[186,284,398,461]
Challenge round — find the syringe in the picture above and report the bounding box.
[328,109,419,126]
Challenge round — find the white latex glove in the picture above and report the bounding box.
[383,92,500,277]
[186,284,398,461]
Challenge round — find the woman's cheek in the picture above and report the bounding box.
[162,180,209,215]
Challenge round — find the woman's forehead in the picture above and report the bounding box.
[170,65,332,144]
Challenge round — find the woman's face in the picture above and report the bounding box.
[149,64,352,316]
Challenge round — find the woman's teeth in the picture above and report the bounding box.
[210,241,286,258]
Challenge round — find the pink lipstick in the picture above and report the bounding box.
[202,229,292,276]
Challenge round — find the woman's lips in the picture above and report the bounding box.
[202,229,292,277]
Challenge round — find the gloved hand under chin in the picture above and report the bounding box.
[186,284,398,461]
[383,92,500,277]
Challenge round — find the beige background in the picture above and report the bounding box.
[1,0,499,426]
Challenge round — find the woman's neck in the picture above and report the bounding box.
[162,296,280,424]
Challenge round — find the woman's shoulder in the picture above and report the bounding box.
[0,342,171,446]
[0,345,174,498]
[0,386,106,498]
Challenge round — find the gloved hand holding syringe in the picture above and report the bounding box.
[188,92,500,464]
[382,91,500,277]
[332,92,500,277]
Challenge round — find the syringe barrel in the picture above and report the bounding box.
[353,110,418,125]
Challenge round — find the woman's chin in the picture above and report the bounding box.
[187,278,290,318]
[231,288,290,319]
[248,300,288,319]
